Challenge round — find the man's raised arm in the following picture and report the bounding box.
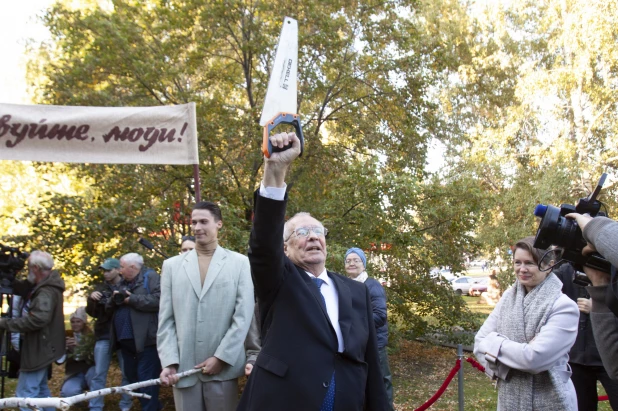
[249,132,301,303]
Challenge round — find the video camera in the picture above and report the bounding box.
[0,244,29,291]
[533,173,611,274]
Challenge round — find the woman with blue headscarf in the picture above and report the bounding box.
[344,247,394,411]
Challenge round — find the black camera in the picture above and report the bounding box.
[0,244,29,292]
[113,288,129,305]
[533,173,611,274]
[97,290,113,305]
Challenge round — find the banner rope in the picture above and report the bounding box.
[413,359,461,411]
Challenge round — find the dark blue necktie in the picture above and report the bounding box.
[312,277,327,308]
[311,277,335,411]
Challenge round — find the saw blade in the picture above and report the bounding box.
[260,17,298,126]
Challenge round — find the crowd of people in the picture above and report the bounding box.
[4,131,618,411]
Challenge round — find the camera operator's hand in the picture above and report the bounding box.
[583,266,611,287]
[566,212,593,230]
[566,213,598,254]
[90,291,103,301]
[577,298,591,314]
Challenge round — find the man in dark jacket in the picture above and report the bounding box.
[0,250,65,411]
[344,247,394,411]
[554,263,618,410]
[237,132,388,411]
[86,258,132,411]
[106,252,161,411]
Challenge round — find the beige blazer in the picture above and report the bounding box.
[157,246,254,388]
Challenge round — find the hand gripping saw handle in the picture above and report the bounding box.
[262,112,304,158]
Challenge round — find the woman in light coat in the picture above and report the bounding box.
[474,236,579,410]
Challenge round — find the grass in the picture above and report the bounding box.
[390,339,613,411]
[391,339,498,410]
[462,295,495,316]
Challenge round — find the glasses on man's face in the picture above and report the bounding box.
[345,258,363,265]
[286,226,328,241]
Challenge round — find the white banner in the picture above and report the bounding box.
[0,103,198,165]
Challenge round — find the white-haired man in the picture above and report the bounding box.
[106,252,162,411]
[0,250,65,411]
[237,133,388,410]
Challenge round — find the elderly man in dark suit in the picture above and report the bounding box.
[237,132,388,411]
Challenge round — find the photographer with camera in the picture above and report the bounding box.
[106,252,161,411]
[554,261,618,409]
[565,213,618,381]
[0,250,65,411]
[85,258,133,411]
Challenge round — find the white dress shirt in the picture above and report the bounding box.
[259,183,344,352]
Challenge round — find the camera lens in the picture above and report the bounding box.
[534,205,562,249]
[534,204,587,252]
[555,216,582,249]
[113,291,126,304]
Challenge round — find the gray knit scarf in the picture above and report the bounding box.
[495,273,575,411]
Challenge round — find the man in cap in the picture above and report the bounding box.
[86,258,133,411]
[344,247,394,410]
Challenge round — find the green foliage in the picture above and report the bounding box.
[8,0,486,335]
[434,0,618,282]
[12,0,618,334]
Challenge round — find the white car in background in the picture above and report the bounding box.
[430,268,455,282]
[451,276,483,295]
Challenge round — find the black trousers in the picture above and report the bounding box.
[570,362,618,411]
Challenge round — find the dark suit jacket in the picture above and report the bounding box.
[237,192,388,411]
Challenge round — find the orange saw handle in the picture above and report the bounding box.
[262,112,304,158]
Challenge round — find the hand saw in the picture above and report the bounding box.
[260,17,304,158]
